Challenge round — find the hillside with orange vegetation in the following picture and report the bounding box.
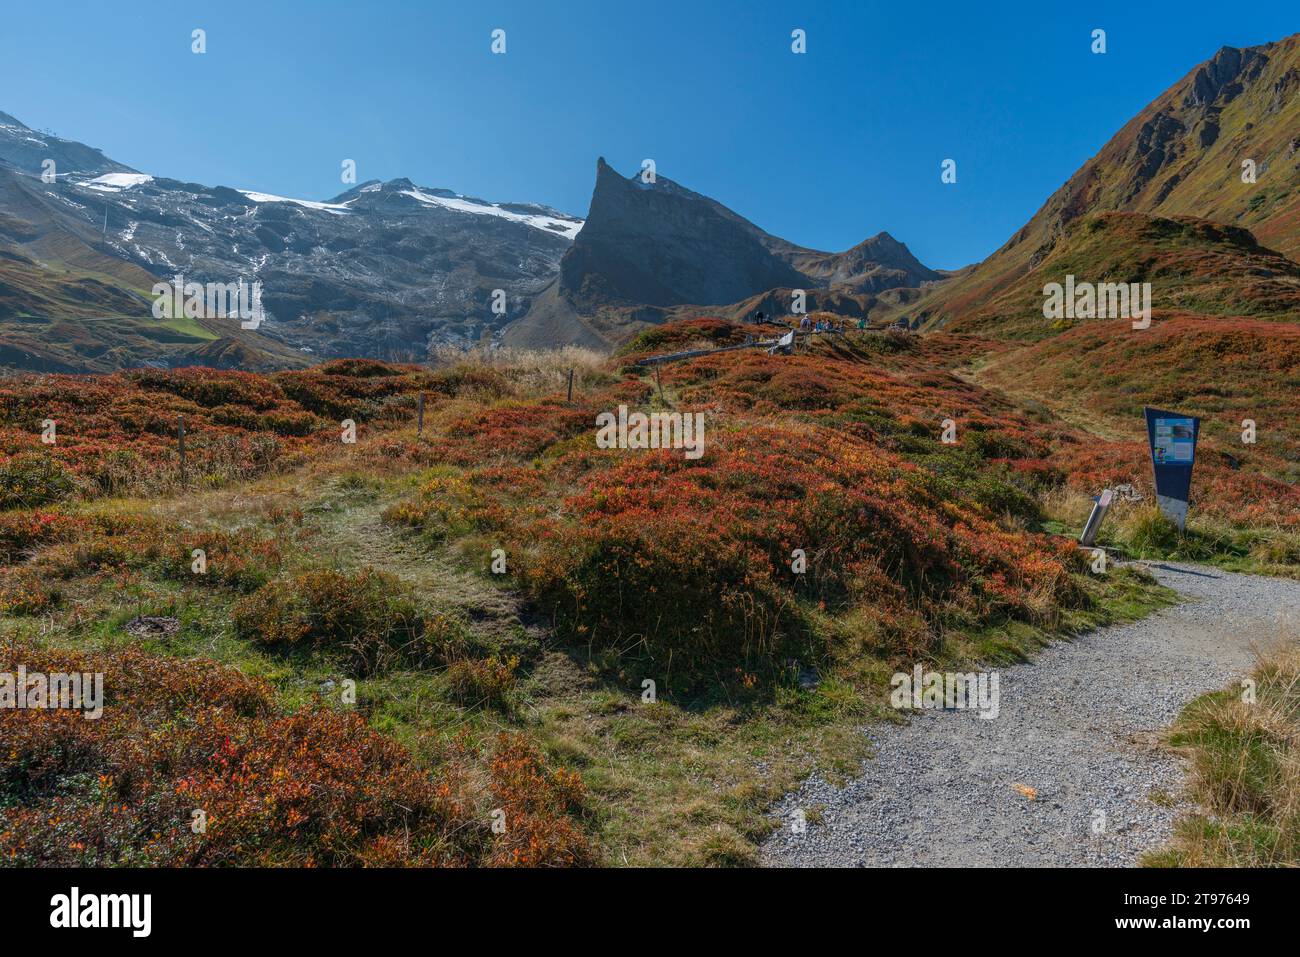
[906,34,1300,334]
[3,318,1295,864]
[0,359,514,504]
[922,211,1300,340]
[976,316,1300,487]
[871,196,1300,545]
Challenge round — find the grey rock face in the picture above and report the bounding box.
[508,158,939,348]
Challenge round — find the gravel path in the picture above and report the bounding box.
[761,562,1300,867]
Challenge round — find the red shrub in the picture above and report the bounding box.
[0,643,589,867]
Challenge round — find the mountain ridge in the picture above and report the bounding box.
[0,109,588,369]
[902,33,1300,336]
[504,157,938,348]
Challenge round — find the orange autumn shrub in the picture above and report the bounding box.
[0,567,60,615]
[443,399,597,464]
[0,642,590,867]
[487,733,593,867]
[0,509,90,564]
[0,371,299,492]
[0,359,452,502]
[1051,437,1300,530]
[479,421,1089,678]
[274,357,463,422]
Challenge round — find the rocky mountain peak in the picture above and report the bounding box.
[1182,45,1268,109]
[508,158,936,348]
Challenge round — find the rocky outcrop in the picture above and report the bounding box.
[506,158,938,349]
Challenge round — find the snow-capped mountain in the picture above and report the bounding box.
[2,111,935,367]
[0,110,583,362]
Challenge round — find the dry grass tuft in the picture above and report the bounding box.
[1147,640,1300,866]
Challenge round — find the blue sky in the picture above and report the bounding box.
[2,1,1297,269]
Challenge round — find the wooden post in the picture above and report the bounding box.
[655,364,664,402]
[566,369,574,405]
[177,415,186,489]
[417,392,425,437]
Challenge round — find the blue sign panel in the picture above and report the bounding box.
[1143,407,1200,530]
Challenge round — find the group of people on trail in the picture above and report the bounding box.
[747,309,904,336]
[751,309,872,335]
[797,315,845,333]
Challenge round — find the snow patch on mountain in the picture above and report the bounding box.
[238,190,352,214]
[400,187,583,239]
[78,172,154,192]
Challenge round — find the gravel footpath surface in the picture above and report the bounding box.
[761,561,1300,867]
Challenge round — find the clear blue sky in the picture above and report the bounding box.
[2,1,1296,269]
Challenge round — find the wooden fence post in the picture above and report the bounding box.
[417,392,425,437]
[567,369,574,405]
